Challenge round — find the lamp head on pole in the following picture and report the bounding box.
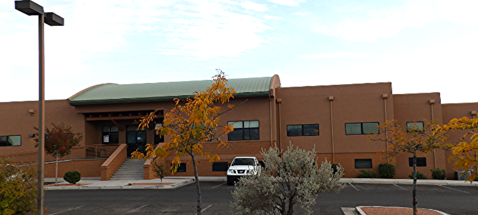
[15,0,43,16]
[15,1,64,26]
[45,12,64,26]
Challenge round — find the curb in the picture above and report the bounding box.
[356,206,450,215]
[340,178,478,187]
[45,179,195,190]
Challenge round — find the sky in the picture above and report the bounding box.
[1,0,477,104]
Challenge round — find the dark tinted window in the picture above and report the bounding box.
[0,136,21,147]
[303,124,319,136]
[287,125,302,136]
[287,124,319,136]
[231,158,255,166]
[212,162,228,171]
[355,159,372,169]
[176,163,187,172]
[409,157,426,167]
[228,121,259,141]
[346,122,379,135]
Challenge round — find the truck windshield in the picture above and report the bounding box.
[231,158,254,166]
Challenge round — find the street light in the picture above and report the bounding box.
[15,1,63,214]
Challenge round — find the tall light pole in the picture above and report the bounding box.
[15,1,63,214]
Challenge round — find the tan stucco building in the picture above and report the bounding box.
[1,75,477,180]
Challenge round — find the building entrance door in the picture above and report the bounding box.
[126,125,146,157]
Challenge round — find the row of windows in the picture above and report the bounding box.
[102,125,164,144]
[287,121,425,136]
[355,157,427,169]
[0,135,21,147]
[100,121,425,143]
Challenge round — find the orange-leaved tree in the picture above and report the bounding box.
[132,70,236,215]
[35,123,83,186]
[368,120,450,215]
[443,116,478,183]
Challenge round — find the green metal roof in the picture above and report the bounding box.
[69,76,273,105]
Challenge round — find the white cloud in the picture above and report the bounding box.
[313,0,478,41]
[268,0,304,7]
[155,1,272,59]
[241,1,268,12]
[299,52,383,59]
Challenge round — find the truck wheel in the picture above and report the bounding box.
[227,176,234,186]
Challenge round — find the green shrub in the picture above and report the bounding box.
[378,163,395,178]
[357,170,377,178]
[430,168,446,180]
[408,171,427,179]
[64,170,81,184]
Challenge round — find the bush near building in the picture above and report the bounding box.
[357,170,378,178]
[409,171,427,179]
[64,171,81,184]
[378,163,396,178]
[430,168,446,180]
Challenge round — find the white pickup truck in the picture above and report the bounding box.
[227,156,261,185]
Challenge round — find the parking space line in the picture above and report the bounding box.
[394,184,409,191]
[195,205,213,214]
[122,204,148,214]
[348,183,359,191]
[438,185,470,194]
[201,204,213,213]
[50,205,84,215]
[211,182,226,189]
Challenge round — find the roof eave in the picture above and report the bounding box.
[69,91,270,106]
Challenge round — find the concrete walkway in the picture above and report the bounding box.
[44,176,478,190]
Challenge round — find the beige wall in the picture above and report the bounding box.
[2,80,478,179]
[276,82,393,177]
[0,100,85,163]
[442,102,478,179]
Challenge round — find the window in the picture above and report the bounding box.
[409,157,426,167]
[102,126,119,144]
[0,135,21,147]
[345,122,379,135]
[176,163,187,172]
[287,124,319,136]
[407,122,424,133]
[154,123,164,144]
[212,162,228,172]
[228,120,259,141]
[126,125,146,144]
[355,159,372,169]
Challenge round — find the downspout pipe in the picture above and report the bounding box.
[328,96,335,164]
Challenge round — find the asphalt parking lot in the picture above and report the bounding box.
[45,181,478,215]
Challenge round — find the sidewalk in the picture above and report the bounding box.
[44,177,477,190]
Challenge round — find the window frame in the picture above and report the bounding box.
[227,120,260,141]
[102,125,119,144]
[176,163,187,172]
[355,159,373,169]
[287,124,319,137]
[345,122,380,135]
[0,135,22,147]
[408,157,427,167]
[212,162,229,172]
[406,121,424,133]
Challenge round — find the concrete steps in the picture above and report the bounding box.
[110,159,145,180]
